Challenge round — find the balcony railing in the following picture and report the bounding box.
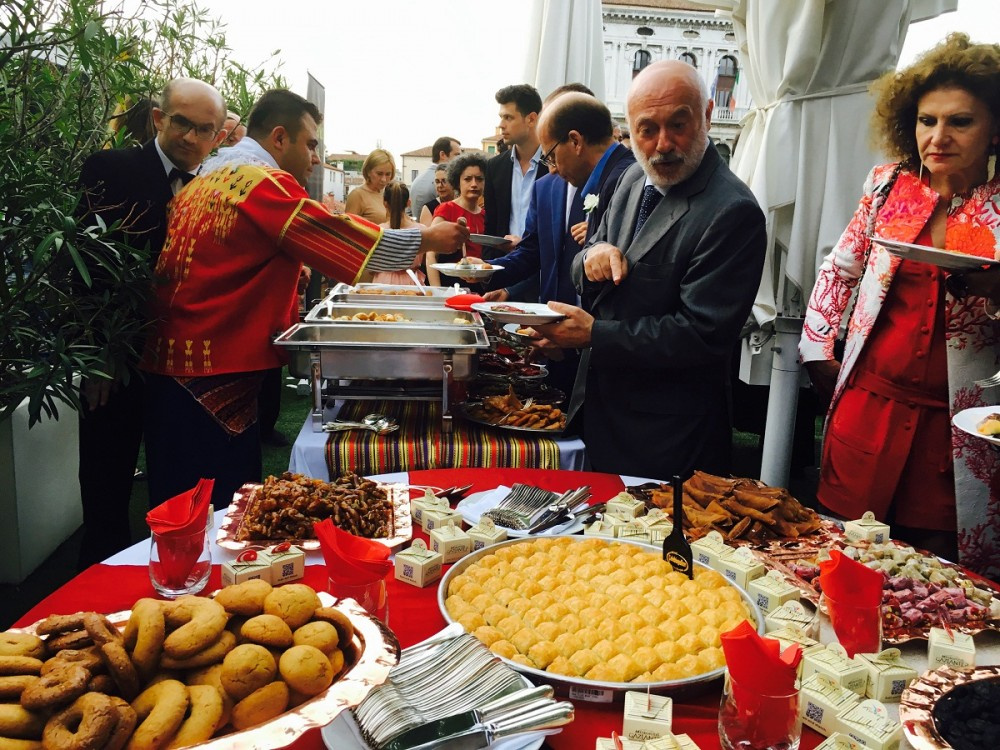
[712,106,749,124]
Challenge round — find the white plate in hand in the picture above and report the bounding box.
[471,302,566,325]
[468,233,514,248]
[456,486,585,537]
[952,406,1000,446]
[431,262,502,279]
[871,236,997,271]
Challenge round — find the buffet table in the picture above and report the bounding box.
[13,468,1000,749]
[290,403,587,480]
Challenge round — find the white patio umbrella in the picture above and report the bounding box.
[693,0,957,486]
[523,0,606,101]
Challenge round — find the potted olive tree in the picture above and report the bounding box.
[0,0,283,582]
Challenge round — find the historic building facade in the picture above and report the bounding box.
[603,1,750,160]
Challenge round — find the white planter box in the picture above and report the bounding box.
[0,400,83,583]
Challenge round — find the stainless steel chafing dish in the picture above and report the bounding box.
[274,322,489,432]
[322,282,467,306]
[305,302,482,327]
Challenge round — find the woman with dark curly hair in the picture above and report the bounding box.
[426,152,489,286]
[800,33,1000,574]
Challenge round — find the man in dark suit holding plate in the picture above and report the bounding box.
[535,61,766,480]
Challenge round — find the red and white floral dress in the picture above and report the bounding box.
[800,164,1000,578]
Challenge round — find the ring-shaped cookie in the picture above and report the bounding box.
[162,598,227,660]
[41,692,117,750]
[165,684,223,748]
[125,600,165,681]
[104,696,138,750]
[98,642,141,701]
[158,630,236,671]
[0,633,45,660]
[82,613,121,647]
[128,679,189,750]
[20,663,89,710]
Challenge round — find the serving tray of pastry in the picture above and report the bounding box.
[439,535,762,702]
[218,472,411,551]
[459,386,567,434]
[2,581,399,749]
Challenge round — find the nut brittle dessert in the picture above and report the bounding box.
[236,472,393,542]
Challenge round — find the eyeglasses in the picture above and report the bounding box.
[539,139,564,168]
[161,112,220,141]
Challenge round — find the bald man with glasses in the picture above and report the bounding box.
[75,77,228,568]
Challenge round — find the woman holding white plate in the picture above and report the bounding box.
[800,34,1000,574]
[427,152,487,286]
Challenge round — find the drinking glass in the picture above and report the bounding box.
[149,526,212,598]
[330,578,388,624]
[718,672,801,750]
[820,592,882,657]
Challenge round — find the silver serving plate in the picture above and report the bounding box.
[326,282,468,306]
[437,535,764,703]
[306,302,482,327]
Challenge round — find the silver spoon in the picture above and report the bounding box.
[406,268,427,292]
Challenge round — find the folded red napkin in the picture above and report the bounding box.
[314,519,392,584]
[720,621,802,748]
[146,479,213,588]
[819,549,883,606]
[820,549,884,656]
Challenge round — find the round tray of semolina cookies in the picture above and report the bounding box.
[5,584,400,749]
[438,535,764,703]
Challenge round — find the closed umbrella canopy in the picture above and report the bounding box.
[523,0,606,101]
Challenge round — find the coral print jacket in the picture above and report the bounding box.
[801,163,1000,577]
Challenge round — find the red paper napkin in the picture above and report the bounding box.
[818,549,883,606]
[720,621,802,748]
[146,479,213,588]
[314,519,392,584]
[721,620,801,695]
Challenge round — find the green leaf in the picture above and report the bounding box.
[66,243,92,287]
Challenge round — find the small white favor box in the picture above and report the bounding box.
[606,491,646,520]
[843,511,890,545]
[586,514,626,539]
[748,570,800,614]
[429,521,472,564]
[595,739,643,750]
[260,542,305,585]
[856,648,917,702]
[802,643,869,696]
[690,530,729,569]
[623,690,672,742]
[718,547,766,590]
[799,673,862,737]
[618,520,652,545]
[815,733,868,750]
[644,733,701,750]
[467,516,506,551]
[836,699,902,750]
[222,552,271,586]
[638,508,674,535]
[421,496,463,532]
[411,488,438,527]
[394,539,443,587]
[927,626,976,669]
[765,601,817,636]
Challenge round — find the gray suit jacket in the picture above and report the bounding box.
[569,144,766,479]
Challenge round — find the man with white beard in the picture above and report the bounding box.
[533,60,766,479]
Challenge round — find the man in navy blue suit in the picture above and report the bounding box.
[482,92,634,392]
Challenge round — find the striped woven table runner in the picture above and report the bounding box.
[325,400,560,476]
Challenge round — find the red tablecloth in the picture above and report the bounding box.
[13,468,823,750]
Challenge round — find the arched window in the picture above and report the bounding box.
[679,51,697,68]
[632,49,652,78]
[713,55,739,115]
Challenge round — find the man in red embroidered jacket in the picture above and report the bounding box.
[140,89,468,509]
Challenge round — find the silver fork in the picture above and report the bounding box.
[975,369,1000,388]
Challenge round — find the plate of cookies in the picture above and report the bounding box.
[1,580,399,749]
[439,535,763,702]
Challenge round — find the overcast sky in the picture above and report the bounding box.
[187,0,999,158]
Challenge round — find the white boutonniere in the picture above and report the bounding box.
[583,193,599,214]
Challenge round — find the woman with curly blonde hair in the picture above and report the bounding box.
[800,33,1000,574]
[345,148,395,223]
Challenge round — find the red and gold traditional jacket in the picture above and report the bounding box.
[141,163,381,376]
